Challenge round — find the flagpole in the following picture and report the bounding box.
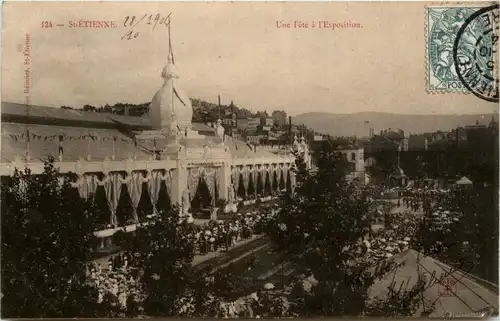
[168,17,174,65]
[168,19,176,127]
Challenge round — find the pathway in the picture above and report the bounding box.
[94,234,267,269]
[387,198,425,216]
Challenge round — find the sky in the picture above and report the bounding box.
[2,2,497,116]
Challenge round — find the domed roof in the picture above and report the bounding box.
[149,51,193,132]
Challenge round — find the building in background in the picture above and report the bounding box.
[236,118,249,131]
[261,117,274,127]
[408,135,428,151]
[455,127,467,149]
[262,125,272,132]
[464,119,498,164]
[272,110,287,127]
[246,134,265,145]
[336,147,367,185]
[313,135,324,141]
[247,118,260,131]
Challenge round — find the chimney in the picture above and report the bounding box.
[288,116,292,145]
[218,94,221,119]
[124,105,130,116]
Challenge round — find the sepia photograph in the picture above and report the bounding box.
[1,1,499,318]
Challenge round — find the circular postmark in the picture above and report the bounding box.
[453,5,499,102]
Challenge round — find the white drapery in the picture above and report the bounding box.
[282,163,289,186]
[269,165,276,192]
[251,166,258,194]
[126,171,145,223]
[216,167,225,199]
[259,166,265,187]
[237,167,245,196]
[232,167,241,195]
[202,167,217,201]
[242,166,250,195]
[276,165,282,190]
[270,165,278,192]
[262,166,269,195]
[147,171,162,214]
[101,173,125,227]
[231,168,238,191]
[71,174,99,200]
[188,167,202,202]
[159,170,173,200]
[290,168,296,192]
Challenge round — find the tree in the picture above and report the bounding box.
[117,206,220,316]
[1,157,104,318]
[266,144,425,316]
[82,104,96,112]
[415,187,499,284]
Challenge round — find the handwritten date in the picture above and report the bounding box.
[122,13,172,40]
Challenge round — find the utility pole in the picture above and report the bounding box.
[218,94,221,119]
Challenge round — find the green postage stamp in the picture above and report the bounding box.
[426,4,484,93]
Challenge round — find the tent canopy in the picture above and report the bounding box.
[368,249,498,317]
[456,176,473,185]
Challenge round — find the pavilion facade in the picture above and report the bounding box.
[0,39,300,235]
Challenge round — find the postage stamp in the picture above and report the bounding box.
[426,5,484,93]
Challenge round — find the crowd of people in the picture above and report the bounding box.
[401,187,451,213]
[88,258,144,313]
[84,201,281,315]
[191,203,279,255]
[192,217,256,254]
[362,212,420,263]
[357,184,463,264]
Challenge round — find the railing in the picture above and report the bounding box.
[94,214,158,238]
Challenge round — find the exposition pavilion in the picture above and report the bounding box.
[0,42,303,241]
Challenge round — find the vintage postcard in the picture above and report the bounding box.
[1,1,498,318]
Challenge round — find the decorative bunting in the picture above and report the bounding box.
[5,131,135,143]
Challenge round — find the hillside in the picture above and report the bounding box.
[292,112,498,137]
[59,99,258,123]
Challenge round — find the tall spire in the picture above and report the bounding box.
[149,16,193,133]
[168,18,174,65]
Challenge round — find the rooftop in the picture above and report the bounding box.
[1,102,283,163]
[368,249,498,317]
